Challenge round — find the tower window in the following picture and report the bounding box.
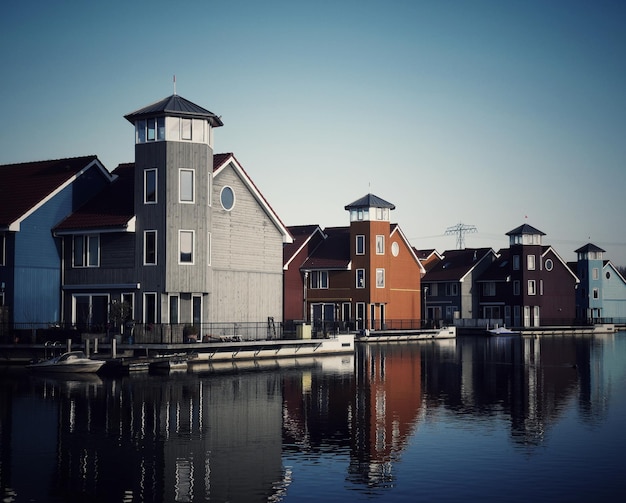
[356,269,366,289]
[144,230,157,265]
[179,230,194,264]
[356,235,365,255]
[179,169,195,203]
[144,169,157,203]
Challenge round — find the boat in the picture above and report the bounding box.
[149,353,197,372]
[486,326,521,336]
[26,351,105,373]
[356,326,456,342]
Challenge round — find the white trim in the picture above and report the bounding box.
[213,155,293,243]
[8,158,113,231]
[179,229,195,265]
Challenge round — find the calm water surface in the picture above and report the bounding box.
[1,332,625,502]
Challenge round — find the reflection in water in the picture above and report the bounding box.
[0,335,624,502]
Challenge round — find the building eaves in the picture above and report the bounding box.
[124,94,224,127]
[300,227,350,270]
[344,193,395,211]
[0,155,108,230]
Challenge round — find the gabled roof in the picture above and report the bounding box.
[391,224,426,275]
[344,193,395,211]
[506,223,545,236]
[54,163,135,233]
[575,242,606,254]
[213,153,293,244]
[283,225,325,269]
[423,248,495,282]
[300,227,351,270]
[124,94,224,127]
[478,248,512,282]
[0,156,112,231]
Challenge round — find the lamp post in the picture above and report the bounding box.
[423,286,429,328]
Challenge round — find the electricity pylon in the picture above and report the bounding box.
[444,222,477,249]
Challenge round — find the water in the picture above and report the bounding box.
[1,332,625,502]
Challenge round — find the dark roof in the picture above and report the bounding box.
[506,223,545,236]
[301,227,351,270]
[477,248,513,281]
[284,225,324,265]
[124,94,224,127]
[423,248,494,281]
[54,163,135,232]
[574,243,606,254]
[0,156,100,228]
[344,193,395,211]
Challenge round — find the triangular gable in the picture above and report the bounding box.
[213,153,293,244]
[2,157,113,232]
[541,246,580,284]
[390,224,426,275]
[284,225,326,270]
[603,261,626,284]
[459,249,498,283]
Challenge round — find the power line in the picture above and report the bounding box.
[444,222,477,249]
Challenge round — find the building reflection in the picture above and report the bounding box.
[0,335,614,501]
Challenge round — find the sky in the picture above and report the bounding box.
[1,0,625,265]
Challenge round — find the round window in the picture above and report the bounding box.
[220,186,235,211]
[545,259,553,271]
[391,242,399,257]
[606,271,611,279]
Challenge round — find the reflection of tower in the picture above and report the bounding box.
[350,343,424,487]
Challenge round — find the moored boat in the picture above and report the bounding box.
[486,326,521,336]
[26,351,105,373]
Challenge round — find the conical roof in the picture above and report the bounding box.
[344,193,395,211]
[124,94,223,127]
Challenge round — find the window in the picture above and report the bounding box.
[356,235,365,255]
[207,232,212,266]
[545,258,553,271]
[592,288,599,299]
[136,117,164,143]
[527,255,535,270]
[169,295,179,324]
[513,280,520,296]
[445,283,458,296]
[179,169,195,203]
[220,186,235,210]
[144,230,157,265]
[179,230,194,264]
[192,295,202,326]
[310,271,328,289]
[592,268,599,280]
[483,282,496,296]
[144,293,157,324]
[528,280,536,295]
[376,235,385,255]
[376,268,385,288]
[144,169,157,203]
[356,269,366,288]
[73,235,99,267]
[181,118,192,140]
[513,255,520,270]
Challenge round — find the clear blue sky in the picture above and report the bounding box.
[2,0,625,265]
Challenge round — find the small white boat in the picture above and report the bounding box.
[357,326,456,342]
[487,326,521,336]
[26,351,105,373]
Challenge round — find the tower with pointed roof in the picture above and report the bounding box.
[574,243,605,320]
[124,94,223,326]
[344,193,420,330]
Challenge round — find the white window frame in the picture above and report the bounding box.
[310,270,329,289]
[143,292,157,324]
[592,268,599,280]
[528,280,536,296]
[356,269,366,289]
[144,230,157,265]
[168,294,179,324]
[144,168,157,204]
[376,235,385,255]
[376,268,385,288]
[207,232,212,266]
[179,169,195,203]
[356,235,365,255]
[73,234,100,268]
[527,255,535,270]
[179,230,195,264]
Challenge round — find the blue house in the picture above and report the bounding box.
[0,156,112,330]
[574,243,626,322]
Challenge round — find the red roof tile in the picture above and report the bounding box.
[0,156,99,228]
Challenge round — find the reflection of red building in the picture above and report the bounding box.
[351,343,424,485]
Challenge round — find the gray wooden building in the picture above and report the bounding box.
[55,94,291,338]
